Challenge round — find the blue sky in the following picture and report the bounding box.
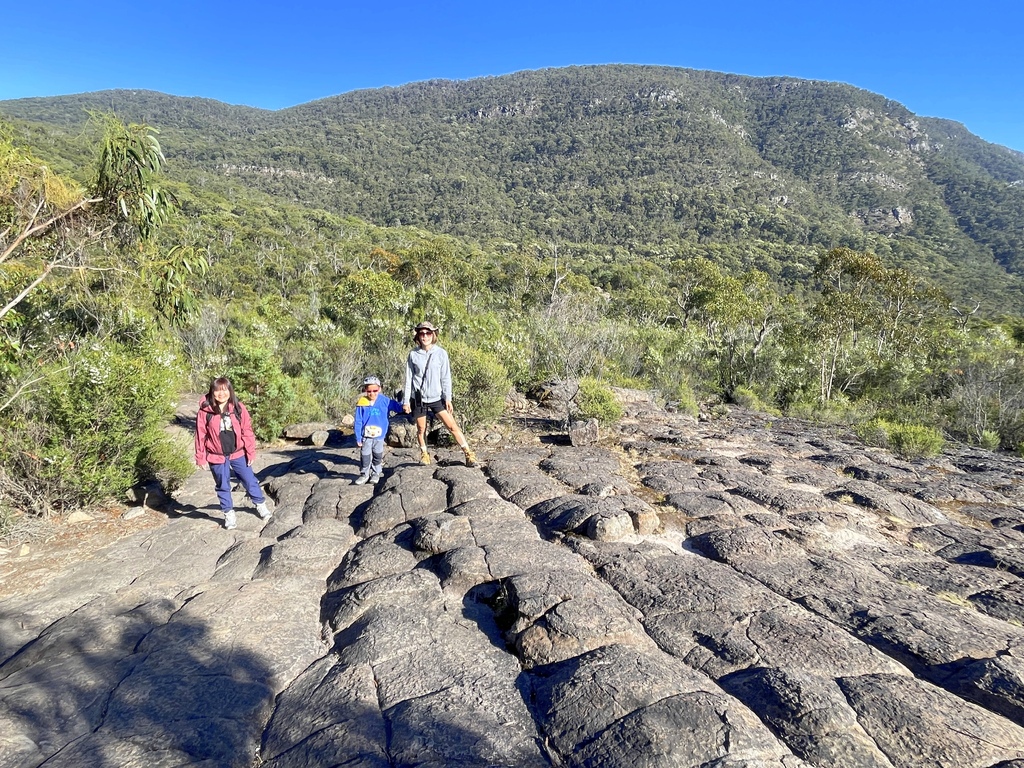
[4,1,1023,152]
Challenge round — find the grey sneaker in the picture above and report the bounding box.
[354,474,369,485]
[370,473,381,485]
[256,502,272,519]
[224,510,237,530]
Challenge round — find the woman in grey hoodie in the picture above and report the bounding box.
[402,321,478,467]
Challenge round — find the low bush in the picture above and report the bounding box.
[447,341,510,431]
[789,395,874,426]
[0,341,186,514]
[673,382,700,418]
[731,385,781,415]
[979,429,1002,451]
[889,423,945,459]
[646,377,701,418]
[573,377,624,426]
[136,431,196,492]
[224,331,323,440]
[856,418,945,459]
[855,417,895,448]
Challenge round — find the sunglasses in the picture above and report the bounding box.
[417,330,435,336]
[364,387,380,393]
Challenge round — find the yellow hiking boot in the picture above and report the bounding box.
[462,446,479,468]
[419,449,431,465]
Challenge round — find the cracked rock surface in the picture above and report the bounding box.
[3,403,1024,766]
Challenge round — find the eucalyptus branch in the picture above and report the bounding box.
[52,263,131,274]
[0,197,100,265]
[0,262,56,321]
[20,197,46,237]
[0,199,43,262]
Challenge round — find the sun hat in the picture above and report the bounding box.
[414,321,438,333]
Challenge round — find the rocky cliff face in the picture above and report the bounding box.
[2,400,1024,767]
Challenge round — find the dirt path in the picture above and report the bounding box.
[0,505,169,600]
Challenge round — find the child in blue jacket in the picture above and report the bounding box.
[353,376,400,484]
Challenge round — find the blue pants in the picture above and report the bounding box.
[209,457,265,511]
[359,437,385,477]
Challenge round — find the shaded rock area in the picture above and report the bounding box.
[3,403,1024,766]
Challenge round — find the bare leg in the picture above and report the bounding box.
[436,409,467,447]
[415,415,431,464]
[415,415,429,449]
[436,409,477,466]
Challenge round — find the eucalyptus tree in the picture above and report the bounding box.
[0,116,207,519]
[1,115,204,326]
[808,247,952,403]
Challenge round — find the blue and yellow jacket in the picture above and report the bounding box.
[354,393,400,442]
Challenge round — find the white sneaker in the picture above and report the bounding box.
[370,473,381,485]
[224,510,237,530]
[256,502,271,519]
[354,475,369,485]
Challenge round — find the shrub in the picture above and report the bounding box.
[136,431,195,492]
[282,319,365,419]
[731,385,780,415]
[224,330,323,440]
[979,429,1002,451]
[651,376,700,417]
[0,341,185,512]
[674,383,700,418]
[855,417,894,448]
[789,395,873,426]
[888,423,945,459]
[856,418,945,459]
[573,377,624,426]
[447,341,510,431]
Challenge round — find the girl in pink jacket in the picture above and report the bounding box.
[194,377,271,529]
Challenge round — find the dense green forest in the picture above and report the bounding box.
[4,66,1023,309]
[2,65,1024,529]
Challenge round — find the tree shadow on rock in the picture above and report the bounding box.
[0,597,278,767]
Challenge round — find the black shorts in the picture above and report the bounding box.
[412,398,446,419]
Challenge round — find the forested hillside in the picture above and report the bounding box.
[3,65,1023,308]
[2,65,1024,527]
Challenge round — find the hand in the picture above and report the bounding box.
[357,442,362,448]
[445,401,454,414]
[247,459,253,467]
[199,463,208,470]
[403,403,411,413]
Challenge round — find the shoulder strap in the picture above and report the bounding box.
[205,403,234,427]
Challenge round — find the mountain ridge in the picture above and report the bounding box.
[2,64,1023,308]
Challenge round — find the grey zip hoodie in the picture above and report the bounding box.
[403,345,452,405]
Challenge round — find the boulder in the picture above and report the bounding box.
[281,421,337,440]
[569,418,599,446]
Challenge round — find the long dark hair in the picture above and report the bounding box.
[205,376,240,413]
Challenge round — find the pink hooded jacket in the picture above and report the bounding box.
[194,398,258,466]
